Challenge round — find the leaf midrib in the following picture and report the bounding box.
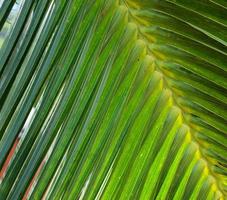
[122,1,226,197]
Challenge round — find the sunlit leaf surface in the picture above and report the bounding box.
[0,0,226,199]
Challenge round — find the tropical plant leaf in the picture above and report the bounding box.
[0,0,226,199]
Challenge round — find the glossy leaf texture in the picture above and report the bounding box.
[0,0,226,199]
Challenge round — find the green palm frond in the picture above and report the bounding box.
[0,0,226,199]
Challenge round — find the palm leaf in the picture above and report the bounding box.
[0,0,226,199]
